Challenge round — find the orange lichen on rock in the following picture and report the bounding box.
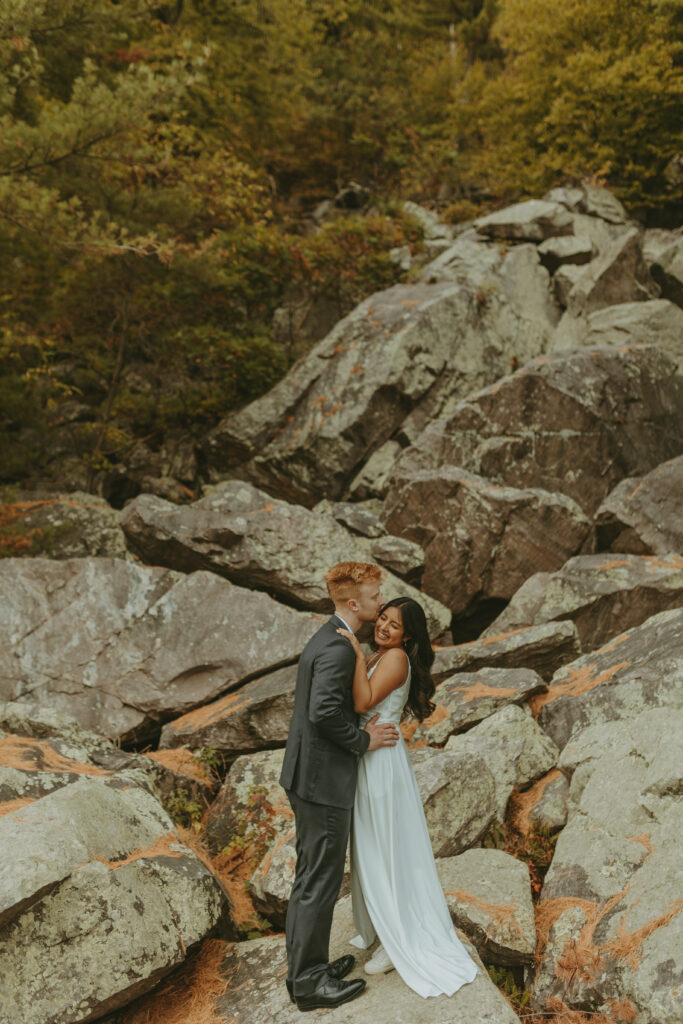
[603,898,683,970]
[0,797,36,817]
[529,661,629,715]
[445,888,525,940]
[121,937,232,1024]
[253,827,296,881]
[447,627,528,650]
[416,703,450,728]
[163,692,252,732]
[145,749,214,785]
[625,833,653,854]
[450,679,520,704]
[90,831,185,871]
[0,735,111,777]
[511,768,563,836]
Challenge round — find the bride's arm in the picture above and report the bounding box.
[337,630,408,713]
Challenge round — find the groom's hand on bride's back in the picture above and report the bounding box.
[365,713,399,751]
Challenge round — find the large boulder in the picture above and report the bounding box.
[389,345,683,516]
[445,705,559,821]
[550,299,683,372]
[473,199,573,241]
[530,709,682,1022]
[564,227,658,316]
[382,466,592,615]
[212,895,522,1023]
[204,748,291,856]
[410,747,498,858]
[408,668,546,748]
[535,608,683,750]
[595,456,683,555]
[438,849,536,965]
[202,241,558,504]
[483,553,683,653]
[0,491,129,560]
[432,621,581,683]
[544,183,629,226]
[159,664,297,760]
[650,235,683,307]
[120,482,450,637]
[0,558,318,744]
[0,777,230,1024]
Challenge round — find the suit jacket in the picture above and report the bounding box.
[279,615,370,809]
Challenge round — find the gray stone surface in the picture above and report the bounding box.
[410,668,546,747]
[203,240,558,505]
[483,552,683,653]
[527,771,569,833]
[390,345,683,516]
[204,748,291,855]
[213,894,522,1022]
[651,235,683,307]
[159,664,298,760]
[438,849,536,965]
[445,705,559,821]
[383,465,592,615]
[0,491,129,560]
[347,440,404,501]
[474,199,573,241]
[120,482,450,637]
[551,298,683,372]
[409,747,498,858]
[537,234,593,273]
[537,608,683,750]
[0,777,229,1024]
[565,228,658,316]
[596,456,683,555]
[544,183,629,225]
[530,709,683,1022]
[433,621,581,683]
[0,558,318,744]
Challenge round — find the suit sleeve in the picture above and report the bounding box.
[309,637,371,756]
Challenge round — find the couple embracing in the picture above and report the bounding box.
[279,561,479,1011]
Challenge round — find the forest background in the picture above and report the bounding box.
[1,0,681,500]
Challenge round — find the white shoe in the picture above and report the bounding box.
[364,944,395,975]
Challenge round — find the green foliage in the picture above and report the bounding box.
[487,965,531,1012]
[219,785,278,865]
[162,786,203,829]
[192,746,225,778]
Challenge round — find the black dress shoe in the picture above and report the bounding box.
[296,976,366,1012]
[327,954,356,981]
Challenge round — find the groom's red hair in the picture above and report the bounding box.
[324,561,383,603]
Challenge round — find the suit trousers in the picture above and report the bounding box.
[285,789,352,996]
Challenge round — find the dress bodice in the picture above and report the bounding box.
[358,654,411,727]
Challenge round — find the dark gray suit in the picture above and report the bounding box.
[279,615,370,996]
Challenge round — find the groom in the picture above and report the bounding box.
[279,561,399,1011]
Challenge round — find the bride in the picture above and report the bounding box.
[337,597,480,999]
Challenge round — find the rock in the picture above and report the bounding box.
[650,236,683,307]
[565,227,658,316]
[438,849,536,965]
[409,748,498,857]
[402,200,454,241]
[248,828,298,929]
[408,668,546,747]
[0,777,229,1024]
[313,498,386,537]
[159,664,297,760]
[433,622,581,683]
[595,457,683,555]
[552,263,584,306]
[369,533,425,585]
[138,474,195,504]
[474,200,573,241]
[544,183,629,224]
[530,709,682,1022]
[119,482,450,637]
[204,748,291,855]
[202,242,558,505]
[642,226,683,267]
[0,558,318,745]
[535,608,683,750]
[445,705,559,821]
[391,345,683,515]
[382,465,592,615]
[348,440,404,500]
[0,491,129,559]
[484,553,683,654]
[212,894,522,1023]
[512,768,569,835]
[537,234,594,273]
[0,699,216,810]
[551,299,683,372]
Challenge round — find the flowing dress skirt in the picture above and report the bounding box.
[350,736,480,998]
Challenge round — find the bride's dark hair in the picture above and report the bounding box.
[373,597,436,722]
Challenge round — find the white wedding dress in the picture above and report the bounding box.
[350,658,480,998]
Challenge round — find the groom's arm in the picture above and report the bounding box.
[309,638,371,757]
